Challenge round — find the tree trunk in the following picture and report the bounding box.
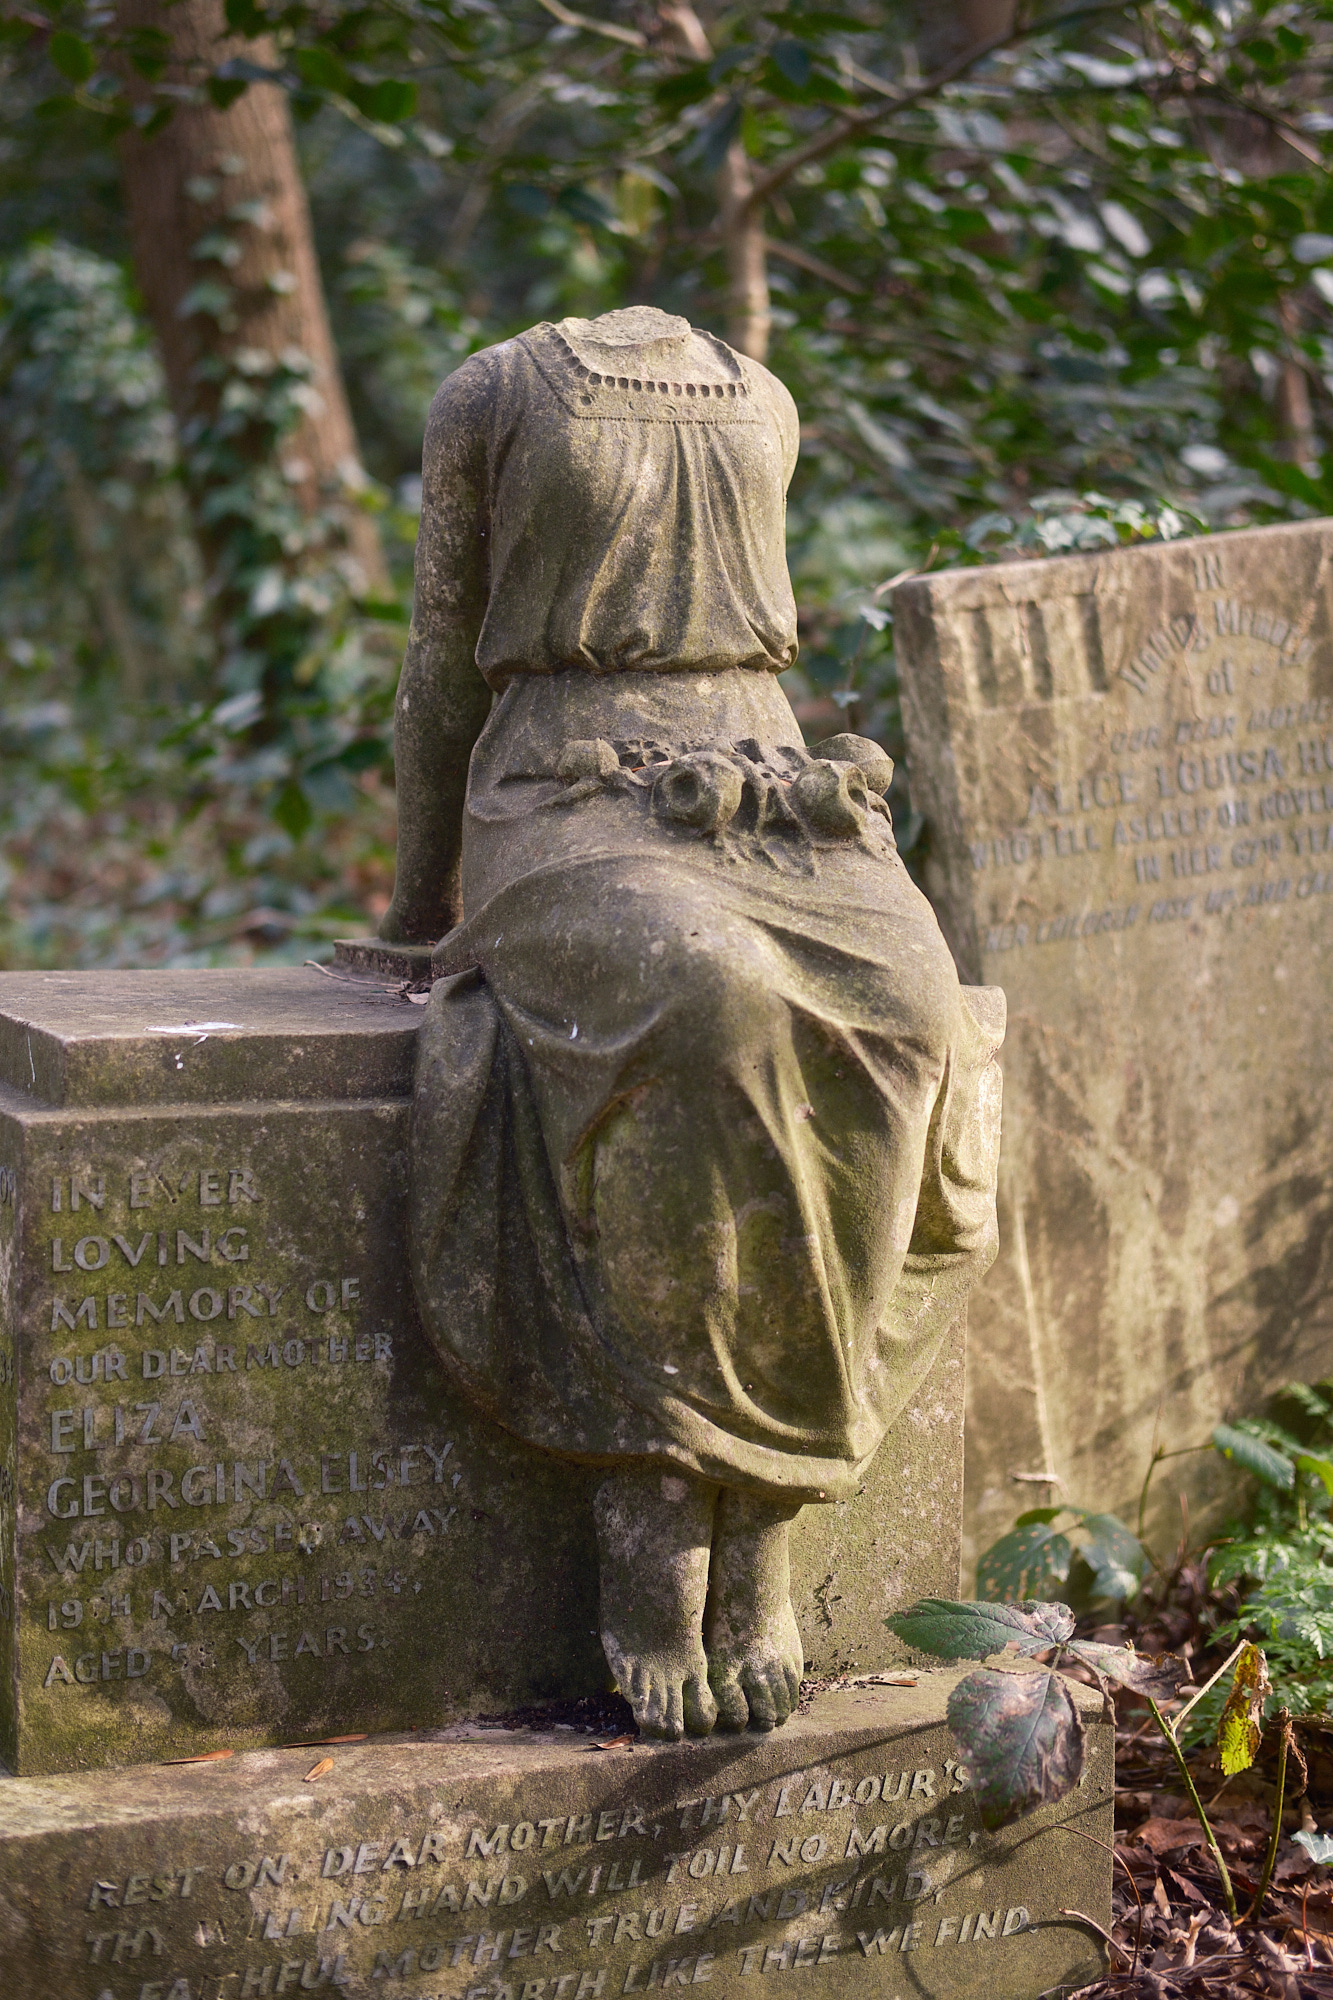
[1277,295,1318,473]
[113,0,386,591]
[718,141,771,362]
[658,3,772,362]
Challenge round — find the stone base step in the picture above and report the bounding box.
[0,1674,1110,1999]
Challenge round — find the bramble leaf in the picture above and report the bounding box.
[946,1668,1086,1828]
[1214,1425,1295,1490]
[1217,1643,1270,1776]
[1066,1641,1189,1699]
[886,1598,1074,1660]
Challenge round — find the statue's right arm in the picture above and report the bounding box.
[379,360,494,944]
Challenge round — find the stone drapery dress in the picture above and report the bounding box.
[410,312,1003,1506]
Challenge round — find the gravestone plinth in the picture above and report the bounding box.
[0,1675,1110,2000]
[0,968,968,1778]
[893,518,1333,1566]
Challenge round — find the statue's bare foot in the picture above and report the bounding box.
[704,1488,804,1731]
[594,1469,720,1740]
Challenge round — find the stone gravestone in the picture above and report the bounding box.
[0,1675,1110,2000]
[0,972,1113,1999]
[893,518,1333,1565]
[0,966,965,1778]
[0,296,1111,1996]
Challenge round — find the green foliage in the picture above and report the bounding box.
[974,1383,1333,1739]
[888,1594,1188,1827]
[0,242,398,969]
[1191,1387,1333,1731]
[977,1503,1147,1605]
[4,1,1333,962]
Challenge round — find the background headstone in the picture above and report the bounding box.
[0,968,967,1776]
[893,519,1333,1573]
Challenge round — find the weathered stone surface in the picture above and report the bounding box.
[381,308,1006,1740]
[0,1676,1111,1999]
[893,519,1333,1569]
[0,969,966,1776]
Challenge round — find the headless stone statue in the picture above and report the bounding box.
[382,307,1004,1738]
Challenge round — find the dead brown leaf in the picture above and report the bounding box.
[1133,1817,1211,1854]
[162,1748,233,1765]
[304,1757,335,1782]
[588,1734,635,1751]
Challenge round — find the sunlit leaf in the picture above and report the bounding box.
[886,1597,1074,1660]
[1216,1643,1270,1776]
[946,1668,1085,1828]
[1214,1425,1296,1491]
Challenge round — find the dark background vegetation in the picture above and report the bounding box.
[3,0,1333,967]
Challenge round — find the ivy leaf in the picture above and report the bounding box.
[49,32,95,83]
[354,78,418,124]
[557,185,620,231]
[295,47,350,95]
[224,0,270,34]
[207,77,249,110]
[772,37,813,88]
[654,63,713,112]
[682,98,742,175]
[1216,1642,1271,1776]
[1066,1642,1189,1699]
[886,1598,1074,1661]
[1294,1828,1333,1866]
[946,1668,1086,1829]
[272,779,312,841]
[1213,1424,1296,1491]
[976,1522,1073,1603]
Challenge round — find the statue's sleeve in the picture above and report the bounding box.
[379,354,497,943]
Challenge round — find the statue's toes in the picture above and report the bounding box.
[658,1677,686,1742]
[767,1659,796,1725]
[741,1658,794,1731]
[708,1662,750,1732]
[739,1663,779,1731]
[684,1675,718,1737]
